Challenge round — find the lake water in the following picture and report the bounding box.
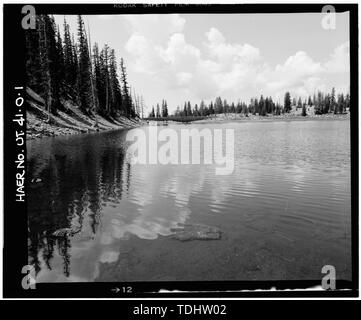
[27,119,351,282]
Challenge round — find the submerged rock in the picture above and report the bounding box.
[51,227,80,238]
[170,223,222,241]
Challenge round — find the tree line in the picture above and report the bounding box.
[25,14,142,118]
[148,99,169,118]
[148,88,350,118]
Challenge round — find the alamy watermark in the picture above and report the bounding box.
[21,265,36,290]
[321,5,336,30]
[321,265,336,290]
[21,5,36,29]
[126,125,235,175]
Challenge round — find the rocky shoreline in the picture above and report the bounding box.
[26,88,142,140]
[26,111,141,140]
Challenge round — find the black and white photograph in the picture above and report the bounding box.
[1,2,358,300]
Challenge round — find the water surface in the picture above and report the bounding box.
[27,120,351,282]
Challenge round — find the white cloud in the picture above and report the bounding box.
[124,14,186,45]
[176,72,193,86]
[206,27,226,44]
[124,16,350,110]
[265,43,350,99]
[275,51,324,77]
[125,34,164,74]
[324,41,350,73]
[206,29,261,65]
[158,33,200,69]
[263,52,324,98]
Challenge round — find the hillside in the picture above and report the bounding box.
[26,87,141,140]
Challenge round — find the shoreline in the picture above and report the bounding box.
[194,112,350,124]
[26,113,143,140]
[27,103,350,141]
[26,88,143,140]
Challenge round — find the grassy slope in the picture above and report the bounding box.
[26,87,140,139]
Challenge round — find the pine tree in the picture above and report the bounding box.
[275,103,281,115]
[266,97,273,114]
[77,15,93,113]
[25,16,42,92]
[26,14,139,120]
[330,87,336,113]
[140,95,145,118]
[243,102,249,116]
[187,101,192,116]
[132,90,141,117]
[63,18,77,90]
[194,104,199,116]
[97,44,109,115]
[324,94,331,114]
[183,102,187,116]
[223,99,228,114]
[204,105,209,116]
[259,95,266,116]
[92,43,101,113]
[254,98,259,114]
[38,15,61,114]
[215,97,223,114]
[87,22,96,114]
[284,92,291,113]
[56,26,65,88]
[156,103,161,118]
[337,93,345,114]
[209,101,214,115]
[302,104,307,116]
[149,106,155,118]
[161,99,168,117]
[120,57,132,117]
[297,97,302,109]
[164,101,168,117]
[345,93,350,112]
[72,35,80,104]
[199,100,205,116]
[108,49,122,115]
[315,91,323,114]
[308,95,312,106]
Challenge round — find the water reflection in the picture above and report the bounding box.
[27,120,351,282]
[27,129,205,281]
[27,131,129,280]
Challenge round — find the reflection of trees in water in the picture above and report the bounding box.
[27,134,128,277]
[42,237,55,271]
[57,237,71,277]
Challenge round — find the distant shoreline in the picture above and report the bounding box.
[192,112,350,124]
[27,108,350,141]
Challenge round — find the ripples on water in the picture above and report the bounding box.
[27,120,351,282]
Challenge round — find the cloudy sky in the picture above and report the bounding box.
[55,12,350,113]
